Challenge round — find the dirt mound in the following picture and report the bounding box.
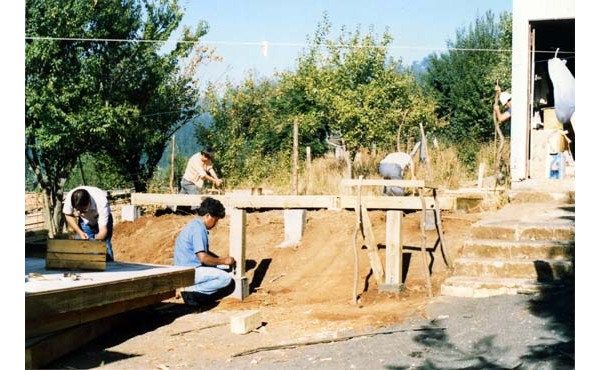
[112,207,480,334]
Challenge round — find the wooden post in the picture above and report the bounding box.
[419,122,433,181]
[379,210,404,293]
[478,163,485,189]
[418,187,433,298]
[292,118,299,195]
[306,146,311,194]
[361,205,384,285]
[42,191,56,238]
[170,135,176,194]
[229,208,248,300]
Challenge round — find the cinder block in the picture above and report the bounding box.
[278,209,307,248]
[230,310,262,334]
[121,205,140,221]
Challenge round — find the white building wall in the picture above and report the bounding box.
[510,0,575,181]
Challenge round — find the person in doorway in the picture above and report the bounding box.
[62,186,114,261]
[173,197,236,306]
[494,86,512,124]
[171,147,223,214]
[378,151,416,196]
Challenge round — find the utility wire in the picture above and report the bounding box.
[26,35,574,55]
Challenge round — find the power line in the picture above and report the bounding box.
[28,35,574,55]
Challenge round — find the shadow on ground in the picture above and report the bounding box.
[46,301,218,369]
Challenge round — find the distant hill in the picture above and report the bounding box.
[157,113,212,168]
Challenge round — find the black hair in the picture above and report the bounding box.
[201,147,214,159]
[71,189,91,211]
[197,197,226,218]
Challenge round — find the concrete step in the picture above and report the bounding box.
[452,257,573,280]
[461,239,574,260]
[470,221,575,241]
[509,178,575,204]
[440,276,569,298]
[508,190,575,204]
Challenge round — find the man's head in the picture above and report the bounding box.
[197,197,226,229]
[500,91,512,107]
[200,147,215,161]
[71,189,91,213]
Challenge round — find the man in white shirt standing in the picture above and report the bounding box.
[378,152,416,196]
[170,147,223,214]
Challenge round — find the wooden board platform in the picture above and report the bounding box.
[25,258,195,368]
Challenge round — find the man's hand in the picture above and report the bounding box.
[224,256,236,266]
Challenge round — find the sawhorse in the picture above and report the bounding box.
[341,178,452,298]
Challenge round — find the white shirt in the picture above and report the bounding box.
[62,186,111,227]
[381,152,413,168]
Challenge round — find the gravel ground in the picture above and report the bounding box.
[46,280,575,370]
[213,284,575,370]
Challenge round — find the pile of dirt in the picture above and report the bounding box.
[112,207,482,335]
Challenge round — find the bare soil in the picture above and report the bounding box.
[63,206,486,367]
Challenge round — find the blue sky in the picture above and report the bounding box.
[176,0,512,87]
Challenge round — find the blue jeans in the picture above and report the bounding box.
[378,162,405,196]
[185,266,233,295]
[77,214,114,261]
[169,179,199,213]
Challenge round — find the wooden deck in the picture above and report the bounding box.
[25,258,194,369]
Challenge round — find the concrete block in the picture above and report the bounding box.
[278,209,307,248]
[230,276,249,301]
[230,310,262,334]
[121,205,140,222]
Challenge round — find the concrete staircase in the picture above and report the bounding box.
[440,179,575,297]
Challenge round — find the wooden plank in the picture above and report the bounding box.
[131,193,454,210]
[26,313,126,370]
[45,259,106,271]
[46,239,107,270]
[418,188,433,298]
[47,239,106,254]
[384,210,403,286]
[341,179,438,189]
[25,260,195,326]
[25,287,160,370]
[360,205,384,284]
[26,290,174,339]
[131,192,228,206]
[228,195,335,209]
[340,196,442,210]
[46,253,106,262]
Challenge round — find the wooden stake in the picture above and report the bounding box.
[170,135,176,194]
[292,119,298,195]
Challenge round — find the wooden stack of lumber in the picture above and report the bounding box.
[46,239,107,271]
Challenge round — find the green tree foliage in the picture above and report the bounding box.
[198,14,441,187]
[26,0,213,231]
[422,10,512,144]
[281,16,442,155]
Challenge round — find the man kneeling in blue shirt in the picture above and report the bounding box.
[173,197,236,306]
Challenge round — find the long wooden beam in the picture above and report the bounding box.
[131,193,454,210]
[340,179,438,189]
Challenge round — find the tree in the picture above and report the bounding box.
[198,14,442,186]
[422,10,512,144]
[283,16,442,155]
[26,0,214,233]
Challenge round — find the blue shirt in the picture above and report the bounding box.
[173,218,210,267]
